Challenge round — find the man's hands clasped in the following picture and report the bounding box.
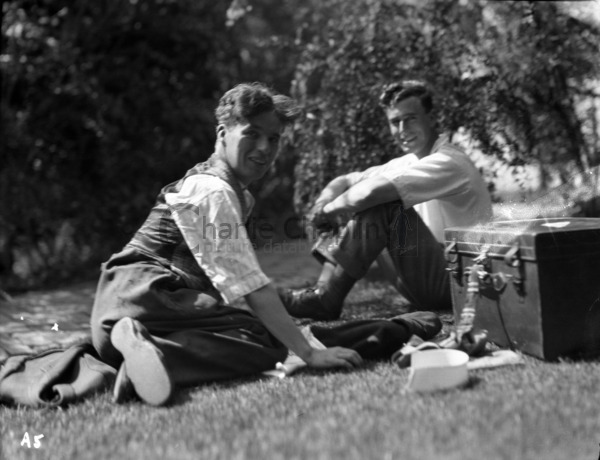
[308,201,350,234]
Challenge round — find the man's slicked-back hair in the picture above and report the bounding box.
[215,82,301,127]
[378,80,433,113]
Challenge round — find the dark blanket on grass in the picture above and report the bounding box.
[0,341,117,407]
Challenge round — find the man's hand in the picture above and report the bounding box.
[307,175,353,231]
[308,201,337,231]
[247,285,362,368]
[304,347,363,369]
[309,201,351,232]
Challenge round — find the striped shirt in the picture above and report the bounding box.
[164,174,270,305]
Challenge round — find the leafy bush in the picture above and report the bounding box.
[0,0,310,289]
[290,0,600,214]
[1,1,239,288]
[2,0,599,289]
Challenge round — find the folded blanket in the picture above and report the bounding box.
[0,342,117,407]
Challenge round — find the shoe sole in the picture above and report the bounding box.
[112,362,135,404]
[111,317,173,406]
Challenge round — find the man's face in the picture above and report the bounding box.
[385,96,435,158]
[219,110,283,186]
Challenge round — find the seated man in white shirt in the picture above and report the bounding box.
[280,80,493,320]
[91,82,442,406]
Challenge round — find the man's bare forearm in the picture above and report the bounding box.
[314,175,351,206]
[322,175,400,216]
[245,284,314,361]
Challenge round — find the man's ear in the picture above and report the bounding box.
[217,124,226,143]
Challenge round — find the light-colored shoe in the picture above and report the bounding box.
[111,317,173,406]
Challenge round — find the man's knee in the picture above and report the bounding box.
[351,201,405,238]
[356,200,403,220]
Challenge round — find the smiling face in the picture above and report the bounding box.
[385,96,436,158]
[217,110,284,186]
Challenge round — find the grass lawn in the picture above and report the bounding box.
[2,279,600,460]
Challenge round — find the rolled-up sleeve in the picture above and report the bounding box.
[344,163,384,187]
[165,175,270,304]
[379,152,470,209]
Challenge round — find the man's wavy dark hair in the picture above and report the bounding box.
[378,80,433,113]
[215,82,301,127]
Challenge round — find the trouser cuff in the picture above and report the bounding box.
[312,231,367,280]
[311,231,343,266]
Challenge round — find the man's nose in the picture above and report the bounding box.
[255,134,270,152]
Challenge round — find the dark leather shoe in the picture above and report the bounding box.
[437,329,489,357]
[277,286,342,320]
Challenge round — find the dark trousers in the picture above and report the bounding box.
[313,201,451,311]
[91,248,413,389]
[312,320,411,360]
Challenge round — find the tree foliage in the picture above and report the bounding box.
[0,0,293,288]
[290,0,600,214]
[2,0,599,289]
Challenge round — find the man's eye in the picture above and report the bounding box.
[245,130,259,138]
[269,136,280,143]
